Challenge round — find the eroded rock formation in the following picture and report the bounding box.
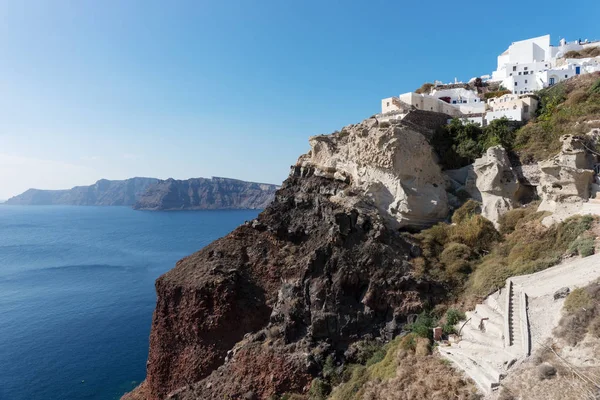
[297,117,449,229]
[465,146,522,227]
[538,135,595,225]
[444,146,522,226]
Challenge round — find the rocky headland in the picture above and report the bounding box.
[123,74,600,400]
[5,177,159,206]
[133,177,278,211]
[5,177,278,210]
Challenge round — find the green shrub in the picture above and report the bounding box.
[451,199,481,224]
[568,236,596,257]
[514,74,600,162]
[307,378,329,400]
[445,309,466,326]
[408,311,437,339]
[589,78,600,95]
[440,242,473,276]
[443,308,466,334]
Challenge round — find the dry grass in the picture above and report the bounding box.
[555,281,600,345]
[466,215,596,299]
[329,334,479,400]
[564,47,600,59]
[497,340,600,400]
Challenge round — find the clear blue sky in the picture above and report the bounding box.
[0,0,598,199]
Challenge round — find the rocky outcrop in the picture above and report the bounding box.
[444,146,522,226]
[537,135,595,226]
[465,146,522,227]
[296,117,448,229]
[123,114,449,400]
[133,177,278,210]
[5,177,159,206]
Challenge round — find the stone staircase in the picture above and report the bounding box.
[438,279,529,395]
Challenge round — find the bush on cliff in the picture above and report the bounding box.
[432,117,519,169]
[413,199,598,302]
[514,73,600,162]
[431,74,600,168]
[327,333,477,400]
[414,201,500,284]
[467,214,597,298]
[555,281,600,345]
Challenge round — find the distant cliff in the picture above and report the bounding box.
[5,177,159,206]
[133,177,279,210]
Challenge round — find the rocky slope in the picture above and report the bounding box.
[5,177,159,206]
[122,115,450,400]
[133,177,278,210]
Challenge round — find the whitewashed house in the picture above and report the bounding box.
[490,34,600,94]
[431,88,485,114]
[485,94,539,125]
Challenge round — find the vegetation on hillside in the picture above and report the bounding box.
[415,82,434,94]
[484,89,512,99]
[564,47,600,59]
[513,73,600,162]
[430,74,600,168]
[412,201,598,301]
[325,334,478,400]
[432,118,520,169]
[555,281,600,346]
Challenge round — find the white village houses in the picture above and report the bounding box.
[380,34,600,126]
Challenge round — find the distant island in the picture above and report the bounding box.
[133,177,278,210]
[5,177,279,210]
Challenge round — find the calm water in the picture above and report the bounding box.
[0,206,260,400]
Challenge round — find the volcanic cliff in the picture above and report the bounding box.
[133,177,279,210]
[122,114,452,400]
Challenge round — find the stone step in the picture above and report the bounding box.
[459,324,504,348]
[441,346,508,381]
[484,293,503,313]
[439,346,499,394]
[465,311,504,336]
[474,303,504,325]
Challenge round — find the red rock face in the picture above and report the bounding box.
[124,166,445,400]
[143,227,288,399]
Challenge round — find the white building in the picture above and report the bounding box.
[490,34,600,94]
[431,88,485,114]
[381,93,463,117]
[485,94,539,125]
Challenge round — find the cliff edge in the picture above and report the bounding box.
[122,114,450,400]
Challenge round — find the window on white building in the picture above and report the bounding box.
[525,80,528,83]
[518,72,522,75]
[387,102,390,107]
[565,74,568,78]
[515,82,518,86]
[513,66,517,71]
[524,67,528,70]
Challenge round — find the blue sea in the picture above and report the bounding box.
[0,206,260,400]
